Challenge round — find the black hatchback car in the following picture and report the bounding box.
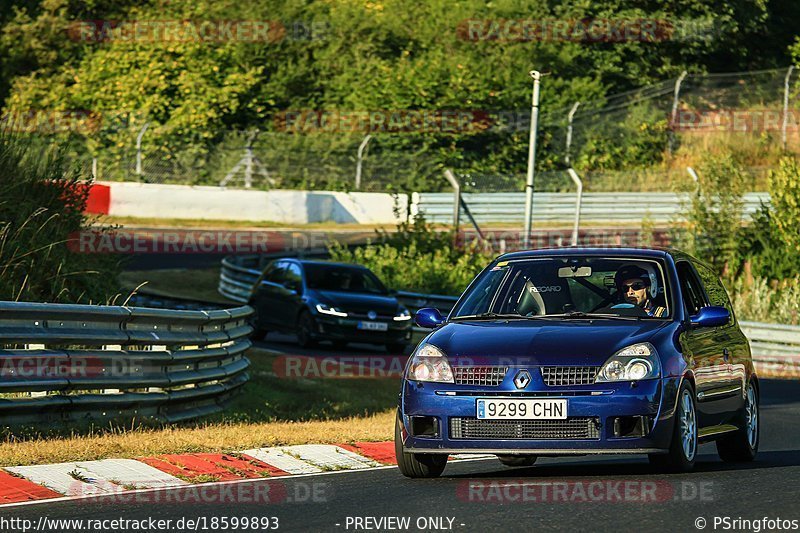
[248,259,413,351]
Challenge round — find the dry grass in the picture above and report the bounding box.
[0,411,394,467]
[119,267,230,304]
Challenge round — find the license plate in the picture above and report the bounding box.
[476,398,567,420]
[357,321,388,332]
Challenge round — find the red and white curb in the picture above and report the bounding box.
[0,443,492,507]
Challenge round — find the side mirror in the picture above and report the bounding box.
[690,306,730,328]
[415,307,445,329]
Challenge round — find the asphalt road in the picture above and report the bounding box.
[6,335,800,533]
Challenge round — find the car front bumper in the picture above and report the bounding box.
[313,314,412,345]
[399,376,682,454]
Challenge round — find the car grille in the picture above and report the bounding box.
[540,366,600,386]
[450,417,600,440]
[453,366,508,386]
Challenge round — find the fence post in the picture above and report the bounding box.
[783,66,795,151]
[565,101,580,166]
[443,169,460,232]
[523,70,542,249]
[355,134,372,190]
[135,122,150,181]
[668,71,688,155]
[566,168,583,246]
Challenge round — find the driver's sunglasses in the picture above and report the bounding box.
[621,282,647,291]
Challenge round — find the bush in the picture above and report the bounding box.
[0,135,121,303]
[673,153,751,276]
[327,217,492,295]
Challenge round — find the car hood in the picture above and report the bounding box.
[313,290,399,315]
[424,319,670,367]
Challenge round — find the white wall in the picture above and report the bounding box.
[102,182,407,224]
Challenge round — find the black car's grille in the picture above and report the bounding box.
[540,366,600,386]
[453,366,508,386]
[450,417,600,440]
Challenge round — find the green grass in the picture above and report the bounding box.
[119,267,232,305]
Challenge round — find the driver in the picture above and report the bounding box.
[613,264,666,318]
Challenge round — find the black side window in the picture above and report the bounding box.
[694,262,734,324]
[676,262,707,316]
[284,263,303,292]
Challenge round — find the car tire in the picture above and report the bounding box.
[497,455,537,467]
[649,381,697,473]
[386,343,408,354]
[394,413,447,478]
[296,311,318,348]
[716,381,759,462]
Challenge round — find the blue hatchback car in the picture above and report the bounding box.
[395,248,759,477]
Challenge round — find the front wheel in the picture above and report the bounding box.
[296,311,318,348]
[716,381,759,462]
[649,381,697,473]
[395,414,447,478]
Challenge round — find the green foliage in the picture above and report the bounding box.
[730,275,800,324]
[0,133,121,303]
[674,153,751,275]
[328,217,492,295]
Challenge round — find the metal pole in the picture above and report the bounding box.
[444,169,461,232]
[91,157,97,181]
[566,168,583,246]
[523,70,542,249]
[668,71,688,155]
[686,166,699,183]
[565,101,580,166]
[355,134,372,190]
[783,66,795,151]
[135,122,150,180]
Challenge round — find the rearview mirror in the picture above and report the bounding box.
[690,306,730,328]
[415,308,445,329]
[558,266,592,278]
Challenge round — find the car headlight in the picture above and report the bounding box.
[595,343,661,382]
[393,308,411,321]
[406,343,454,383]
[315,303,348,317]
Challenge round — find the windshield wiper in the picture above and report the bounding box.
[542,312,642,320]
[451,312,546,321]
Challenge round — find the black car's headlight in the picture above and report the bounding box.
[315,303,348,317]
[406,343,454,383]
[595,343,661,382]
[393,308,412,321]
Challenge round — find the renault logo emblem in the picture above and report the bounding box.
[514,370,531,389]
[367,311,377,320]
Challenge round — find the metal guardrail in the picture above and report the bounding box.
[740,321,800,378]
[0,301,253,426]
[411,192,771,224]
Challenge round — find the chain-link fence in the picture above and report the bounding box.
[42,66,800,193]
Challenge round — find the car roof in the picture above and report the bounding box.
[495,246,675,262]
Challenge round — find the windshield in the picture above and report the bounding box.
[304,263,389,295]
[451,257,671,320]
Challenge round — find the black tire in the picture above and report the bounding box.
[394,414,447,478]
[649,381,697,473]
[497,455,537,467]
[716,381,759,462]
[386,343,408,354]
[296,311,317,348]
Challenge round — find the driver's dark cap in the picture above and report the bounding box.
[614,265,650,289]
